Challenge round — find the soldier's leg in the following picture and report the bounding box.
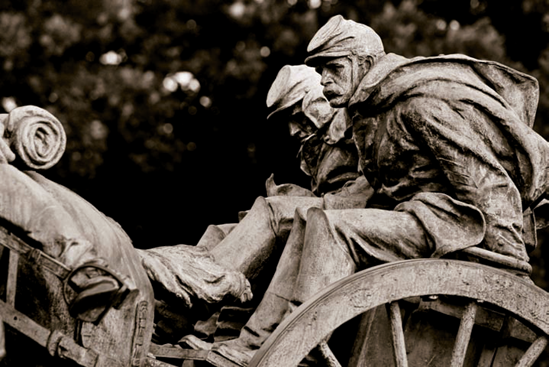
[213,207,431,366]
[211,208,311,365]
[196,223,238,251]
[188,197,322,344]
[209,196,323,287]
[292,207,432,303]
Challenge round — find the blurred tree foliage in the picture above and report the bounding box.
[1,0,549,288]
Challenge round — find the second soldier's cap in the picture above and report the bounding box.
[267,65,321,120]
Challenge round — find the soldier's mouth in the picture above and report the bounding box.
[323,90,340,99]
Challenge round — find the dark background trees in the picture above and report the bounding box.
[1,0,549,287]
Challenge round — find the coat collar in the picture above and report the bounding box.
[348,53,539,127]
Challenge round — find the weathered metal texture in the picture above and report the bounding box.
[249,259,549,367]
[147,343,243,367]
[0,173,155,366]
[387,302,408,367]
[0,300,123,367]
[318,340,342,367]
[450,301,478,367]
[6,250,18,305]
[515,336,548,367]
[2,106,66,170]
[0,226,70,279]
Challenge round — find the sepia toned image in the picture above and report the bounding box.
[1,1,549,366]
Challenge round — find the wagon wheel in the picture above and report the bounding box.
[249,259,549,367]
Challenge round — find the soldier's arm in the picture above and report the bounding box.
[400,94,527,261]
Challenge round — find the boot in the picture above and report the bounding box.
[211,290,296,366]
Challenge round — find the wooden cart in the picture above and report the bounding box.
[249,258,549,367]
[2,223,549,367]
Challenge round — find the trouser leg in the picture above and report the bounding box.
[196,223,238,251]
[215,207,431,365]
[293,208,432,304]
[209,196,322,287]
[209,196,276,283]
[213,207,365,366]
[211,209,311,365]
[292,207,357,304]
[196,197,321,345]
[288,208,432,366]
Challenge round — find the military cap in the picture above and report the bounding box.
[267,65,321,120]
[305,15,384,66]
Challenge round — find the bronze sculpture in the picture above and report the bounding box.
[209,15,549,367]
[3,15,549,367]
[139,64,368,343]
[0,106,154,367]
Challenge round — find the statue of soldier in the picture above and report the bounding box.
[139,64,370,342]
[0,65,367,365]
[209,15,549,366]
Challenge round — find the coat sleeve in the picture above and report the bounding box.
[398,92,528,261]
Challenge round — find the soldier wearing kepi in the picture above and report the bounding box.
[302,15,549,266]
[267,65,361,198]
[140,64,370,343]
[210,15,549,366]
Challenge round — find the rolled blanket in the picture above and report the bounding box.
[4,106,66,170]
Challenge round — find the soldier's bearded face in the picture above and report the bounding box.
[316,57,355,107]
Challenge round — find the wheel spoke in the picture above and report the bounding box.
[249,260,549,367]
[515,335,549,367]
[387,301,408,367]
[450,301,478,367]
[318,340,342,367]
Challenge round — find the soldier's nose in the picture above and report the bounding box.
[289,123,301,137]
[320,69,332,86]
